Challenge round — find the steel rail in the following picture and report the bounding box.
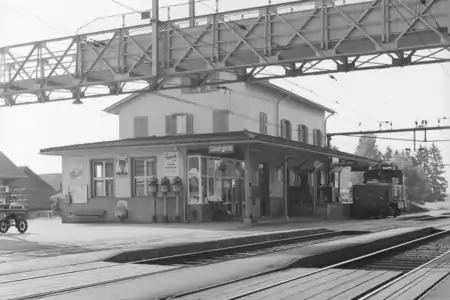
[4,231,347,300]
[356,250,450,300]
[172,229,450,300]
[413,272,450,300]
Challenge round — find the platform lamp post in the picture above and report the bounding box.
[148,176,159,223]
[160,177,171,223]
[172,177,183,223]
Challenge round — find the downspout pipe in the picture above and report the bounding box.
[325,112,336,148]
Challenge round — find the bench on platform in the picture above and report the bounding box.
[70,210,107,220]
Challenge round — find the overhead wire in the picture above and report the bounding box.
[342,134,450,143]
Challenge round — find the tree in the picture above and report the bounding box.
[379,146,394,161]
[351,135,382,184]
[354,135,382,160]
[427,143,448,199]
[392,151,430,203]
[414,145,432,177]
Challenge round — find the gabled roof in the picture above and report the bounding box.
[0,151,26,179]
[17,167,57,192]
[103,82,335,115]
[251,82,336,114]
[38,173,62,191]
[40,130,374,164]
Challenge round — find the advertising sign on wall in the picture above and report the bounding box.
[115,156,129,176]
[163,152,179,177]
[68,159,87,203]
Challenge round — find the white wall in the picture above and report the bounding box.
[116,78,326,145]
[61,146,186,199]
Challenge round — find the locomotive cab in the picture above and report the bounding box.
[351,162,404,219]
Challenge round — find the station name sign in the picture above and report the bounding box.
[208,144,235,154]
[330,157,357,167]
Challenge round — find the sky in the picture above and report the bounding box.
[0,0,449,182]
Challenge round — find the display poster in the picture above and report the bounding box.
[115,156,129,176]
[69,159,84,181]
[163,152,179,177]
[68,159,87,203]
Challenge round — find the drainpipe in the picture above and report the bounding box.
[325,112,336,148]
[276,99,282,137]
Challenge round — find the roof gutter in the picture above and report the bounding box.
[251,138,375,163]
[39,139,255,156]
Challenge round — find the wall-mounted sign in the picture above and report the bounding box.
[339,159,357,166]
[163,152,179,177]
[208,144,235,154]
[115,156,129,176]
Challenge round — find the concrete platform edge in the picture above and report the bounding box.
[104,227,334,263]
[290,226,437,268]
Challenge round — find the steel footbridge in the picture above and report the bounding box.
[0,0,449,106]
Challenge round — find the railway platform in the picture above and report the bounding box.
[0,212,442,272]
[1,222,448,300]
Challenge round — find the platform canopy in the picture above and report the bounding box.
[40,130,375,170]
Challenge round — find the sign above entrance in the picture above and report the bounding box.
[208,144,235,154]
[338,159,357,166]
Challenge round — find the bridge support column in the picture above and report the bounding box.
[152,0,159,77]
[189,0,196,27]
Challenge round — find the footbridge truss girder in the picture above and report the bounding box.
[0,0,449,106]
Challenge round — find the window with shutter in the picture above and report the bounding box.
[286,120,292,139]
[317,130,322,147]
[280,119,292,139]
[133,116,148,138]
[213,110,230,133]
[280,120,286,137]
[313,129,317,145]
[259,112,268,134]
[186,114,194,133]
[167,114,194,135]
[298,124,304,142]
[303,126,309,144]
[165,115,176,136]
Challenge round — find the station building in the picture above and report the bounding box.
[40,76,374,224]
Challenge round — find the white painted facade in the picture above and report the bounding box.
[105,78,333,145]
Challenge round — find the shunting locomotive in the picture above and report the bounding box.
[350,161,405,219]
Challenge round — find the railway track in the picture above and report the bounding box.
[5,219,450,300]
[170,229,450,300]
[136,231,360,267]
[1,231,357,300]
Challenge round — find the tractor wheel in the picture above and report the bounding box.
[16,219,28,234]
[0,220,10,233]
